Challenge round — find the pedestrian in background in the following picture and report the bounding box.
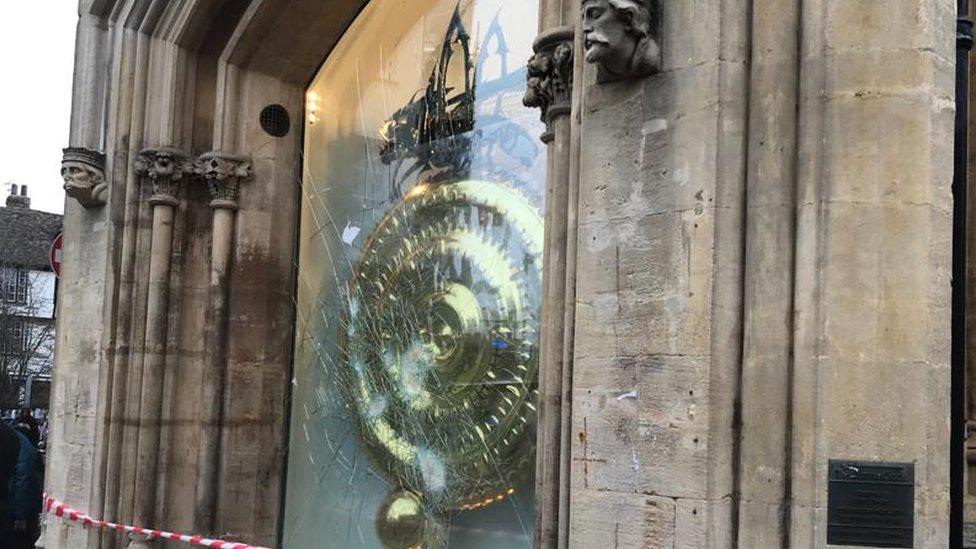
[0,421,19,543]
[15,408,39,448]
[2,420,42,548]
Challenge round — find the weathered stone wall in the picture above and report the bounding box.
[570,0,749,545]
[789,1,955,546]
[568,0,954,547]
[46,4,117,548]
[46,1,367,547]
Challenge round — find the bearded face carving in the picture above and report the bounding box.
[582,0,661,82]
[61,147,108,208]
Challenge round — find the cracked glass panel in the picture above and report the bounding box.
[284,1,545,547]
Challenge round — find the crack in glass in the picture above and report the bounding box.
[285,2,545,547]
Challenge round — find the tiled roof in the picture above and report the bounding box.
[0,206,63,271]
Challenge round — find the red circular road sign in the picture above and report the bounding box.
[50,232,63,277]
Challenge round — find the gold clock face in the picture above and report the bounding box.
[340,180,543,512]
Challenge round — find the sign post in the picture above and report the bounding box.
[50,231,63,277]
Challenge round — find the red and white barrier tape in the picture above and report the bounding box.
[43,495,273,549]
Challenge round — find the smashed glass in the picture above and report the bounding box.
[283,1,546,548]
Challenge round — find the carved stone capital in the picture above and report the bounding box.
[61,147,108,208]
[581,0,661,83]
[523,27,575,143]
[135,148,191,207]
[195,152,252,210]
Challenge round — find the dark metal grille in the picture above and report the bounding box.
[260,104,290,137]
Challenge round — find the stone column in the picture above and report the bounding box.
[192,152,251,534]
[789,0,954,545]
[45,6,114,548]
[570,0,749,546]
[525,16,575,549]
[129,148,189,549]
[967,0,976,516]
[736,0,800,545]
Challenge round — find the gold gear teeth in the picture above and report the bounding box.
[340,180,544,509]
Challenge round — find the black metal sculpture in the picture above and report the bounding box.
[378,7,476,197]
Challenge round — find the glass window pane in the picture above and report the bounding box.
[284,1,546,548]
[13,321,23,352]
[4,268,14,302]
[16,270,27,303]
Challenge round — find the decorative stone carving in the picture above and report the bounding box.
[195,152,252,210]
[523,27,574,143]
[581,0,661,82]
[61,147,108,208]
[135,148,191,207]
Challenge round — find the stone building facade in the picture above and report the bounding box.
[46,0,965,548]
[0,185,60,413]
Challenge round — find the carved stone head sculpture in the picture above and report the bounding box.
[61,147,108,208]
[581,0,661,82]
[135,148,193,207]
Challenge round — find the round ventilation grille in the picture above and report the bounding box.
[260,104,290,137]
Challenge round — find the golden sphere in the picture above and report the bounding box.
[376,490,428,549]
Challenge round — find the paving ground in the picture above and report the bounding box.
[966,523,976,547]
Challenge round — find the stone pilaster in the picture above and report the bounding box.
[525,20,576,549]
[128,147,190,545]
[788,0,954,545]
[192,151,252,535]
[735,0,800,544]
[569,0,749,546]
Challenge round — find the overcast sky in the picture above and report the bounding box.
[0,4,77,215]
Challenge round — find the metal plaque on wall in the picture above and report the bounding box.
[827,460,914,547]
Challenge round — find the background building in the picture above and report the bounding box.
[45,0,967,548]
[0,183,59,417]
